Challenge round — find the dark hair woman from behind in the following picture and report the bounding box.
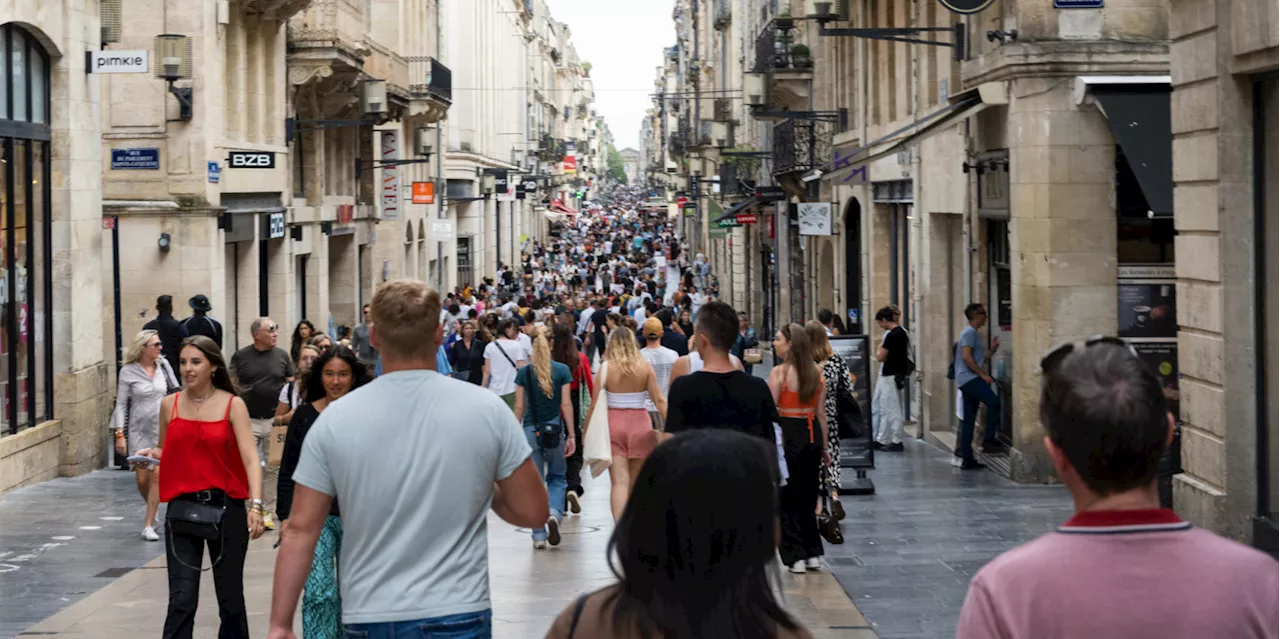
[544,430,811,639]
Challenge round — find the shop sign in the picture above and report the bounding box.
[717,217,741,229]
[227,151,275,168]
[337,204,355,225]
[266,212,286,240]
[753,185,786,201]
[494,171,516,202]
[734,213,759,224]
[87,50,149,74]
[515,180,527,200]
[563,154,577,175]
[1054,0,1102,7]
[938,0,996,13]
[797,202,833,236]
[432,220,455,241]
[412,181,435,205]
[380,132,400,221]
[110,148,160,170]
[207,161,220,184]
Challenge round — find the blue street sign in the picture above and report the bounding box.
[207,161,220,183]
[110,148,160,170]
[1054,0,1103,7]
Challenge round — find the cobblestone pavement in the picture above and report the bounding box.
[825,437,1072,639]
[3,466,873,638]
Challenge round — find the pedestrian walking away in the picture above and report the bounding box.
[135,335,266,639]
[483,319,528,409]
[267,279,548,639]
[956,338,1278,639]
[112,329,179,541]
[181,294,223,348]
[143,295,187,373]
[769,323,829,575]
[513,328,576,549]
[276,346,373,639]
[552,322,593,514]
[639,316,678,431]
[230,317,294,530]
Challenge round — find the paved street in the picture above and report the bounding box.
[2,468,874,638]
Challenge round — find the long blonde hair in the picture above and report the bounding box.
[782,323,820,403]
[531,328,554,398]
[603,326,643,376]
[804,320,834,361]
[124,329,158,366]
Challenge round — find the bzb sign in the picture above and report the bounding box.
[228,151,276,169]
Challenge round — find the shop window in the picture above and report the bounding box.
[0,24,53,435]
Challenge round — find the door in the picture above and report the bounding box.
[987,220,1013,445]
[843,198,863,334]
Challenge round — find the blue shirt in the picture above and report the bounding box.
[953,326,984,388]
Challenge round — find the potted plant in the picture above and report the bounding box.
[775,9,794,29]
[791,44,812,68]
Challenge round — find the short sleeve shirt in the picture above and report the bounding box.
[292,370,531,624]
[954,326,984,387]
[484,339,524,395]
[514,362,572,426]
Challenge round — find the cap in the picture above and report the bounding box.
[643,317,663,339]
[189,294,212,312]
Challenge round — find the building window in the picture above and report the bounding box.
[0,24,54,436]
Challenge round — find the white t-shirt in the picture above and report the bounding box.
[278,380,302,410]
[516,332,533,360]
[291,370,531,624]
[484,339,525,395]
[640,346,680,410]
[632,306,647,323]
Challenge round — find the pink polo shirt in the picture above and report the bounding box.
[956,509,1278,639]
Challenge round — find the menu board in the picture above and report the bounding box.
[829,335,873,469]
[1118,264,1180,423]
[1133,341,1181,419]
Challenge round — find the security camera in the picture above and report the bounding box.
[986,29,1017,43]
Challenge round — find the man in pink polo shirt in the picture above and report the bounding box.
[956,338,1278,639]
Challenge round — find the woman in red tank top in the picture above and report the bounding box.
[135,335,264,639]
[769,324,830,577]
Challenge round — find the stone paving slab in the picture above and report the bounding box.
[6,468,874,638]
[823,437,1072,639]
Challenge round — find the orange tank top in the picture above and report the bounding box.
[778,382,821,441]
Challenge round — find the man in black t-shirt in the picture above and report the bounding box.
[872,306,911,452]
[665,302,780,466]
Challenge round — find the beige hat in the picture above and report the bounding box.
[643,316,663,339]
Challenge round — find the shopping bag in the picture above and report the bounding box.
[268,424,288,466]
[583,362,613,477]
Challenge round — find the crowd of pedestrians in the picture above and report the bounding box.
[109,183,1276,639]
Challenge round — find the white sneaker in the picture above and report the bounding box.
[788,560,806,574]
[142,526,159,542]
[951,456,963,468]
[533,540,547,550]
[805,557,822,571]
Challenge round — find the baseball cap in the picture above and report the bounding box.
[643,317,663,339]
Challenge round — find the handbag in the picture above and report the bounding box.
[164,392,233,572]
[835,381,865,441]
[743,348,763,365]
[521,369,562,449]
[818,494,844,545]
[582,362,613,477]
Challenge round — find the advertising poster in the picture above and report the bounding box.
[1133,341,1180,420]
[1118,265,1177,339]
[828,335,873,470]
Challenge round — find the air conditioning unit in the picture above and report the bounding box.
[361,80,388,115]
[414,127,434,156]
[805,0,836,20]
[710,121,730,148]
[743,72,768,106]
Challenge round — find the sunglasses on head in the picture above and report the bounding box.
[1039,335,1136,374]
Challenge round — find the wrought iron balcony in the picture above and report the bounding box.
[407,57,452,104]
[772,118,834,176]
[753,17,812,73]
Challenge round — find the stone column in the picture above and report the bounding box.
[1007,77,1118,482]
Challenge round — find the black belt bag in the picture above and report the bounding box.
[166,490,227,541]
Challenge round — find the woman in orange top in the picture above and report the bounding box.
[768,323,829,575]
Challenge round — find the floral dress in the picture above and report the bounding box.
[820,354,853,493]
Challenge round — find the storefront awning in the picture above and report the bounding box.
[548,201,576,215]
[821,81,1008,184]
[1074,76,1173,217]
[711,197,759,223]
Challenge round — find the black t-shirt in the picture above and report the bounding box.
[665,371,779,444]
[591,309,609,342]
[881,326,912,376]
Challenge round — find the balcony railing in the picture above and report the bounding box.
[772,118,834,175]
[753,17,811,73]
[407,57,452,103]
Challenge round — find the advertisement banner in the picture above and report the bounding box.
[828,335,874,471]
[380,131,400,220]
[411,181,435,205]
[1117,264,1176,339]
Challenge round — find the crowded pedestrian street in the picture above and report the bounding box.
[2,0,1278,638]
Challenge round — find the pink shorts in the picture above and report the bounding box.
[609,408,656,459]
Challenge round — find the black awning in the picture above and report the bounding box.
[712,197,759,223]
[1093,85,1173,216]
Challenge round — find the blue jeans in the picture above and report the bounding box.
[524,422,566,541]
[344,610,492,639]
[958,378,1000,460]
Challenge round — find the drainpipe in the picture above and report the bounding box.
[435,0,445,292]
[910,0,925,436]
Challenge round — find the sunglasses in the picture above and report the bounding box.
[1039,335,1136,374]
[266,324,279,333]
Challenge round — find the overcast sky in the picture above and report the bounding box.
[544,0,676,151]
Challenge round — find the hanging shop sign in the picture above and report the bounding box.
[495,170,516,202]
[734,213,759,224]
[411,181,435,205]
[227,151,276,169]
[87,50,149,74]
[337,204,355,225]
[264,212,286,240]
[717,217,741,229]
[753,185,786,202]
[110,148,160,170]
[938,0,997,14]
[380,131,400,221]
[797,202,833,236]
[432,220,455,242]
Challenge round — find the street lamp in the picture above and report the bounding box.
[154,34,193,121]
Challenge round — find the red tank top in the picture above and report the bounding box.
[158,393,251,502]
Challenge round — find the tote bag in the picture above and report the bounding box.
[583,362,613,477]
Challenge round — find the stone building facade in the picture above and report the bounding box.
[0,0,111,492]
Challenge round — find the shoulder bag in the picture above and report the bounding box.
[521,369,562,449]
[818,493,845,545]
[582,362,613,477]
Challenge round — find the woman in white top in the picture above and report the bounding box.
[584,327,667,521]
[482,318,528,410]
[110,329,178,541]
[274,344,320,428]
